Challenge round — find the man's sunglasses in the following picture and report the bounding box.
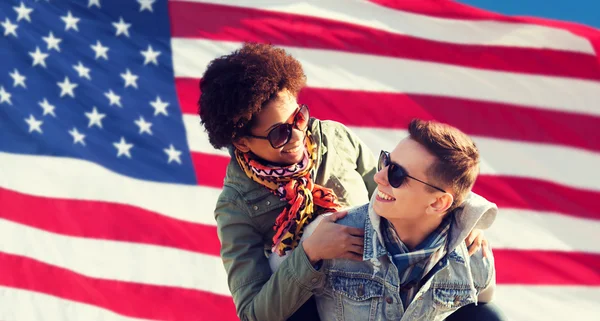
[378,150,447,193]
[247,104,310,149]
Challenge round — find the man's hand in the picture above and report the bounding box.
[303,211,365,265]
[465,228,491,258]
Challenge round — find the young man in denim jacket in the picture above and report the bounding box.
[304,119,504,321]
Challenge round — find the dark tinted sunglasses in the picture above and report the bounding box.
[378,150,446,193]
[247,104,310,149]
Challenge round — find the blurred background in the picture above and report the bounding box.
[0,1,598,321]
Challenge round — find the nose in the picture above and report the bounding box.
[373,166,389,187]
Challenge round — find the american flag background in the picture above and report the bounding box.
[0,0,599,320]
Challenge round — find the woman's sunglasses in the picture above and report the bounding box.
[247,104,310,149]
[378,150,447,193]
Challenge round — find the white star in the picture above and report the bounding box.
[134,116,153,135]
[140,45,160,65]
[113,137,133,158]
[61,11,80,31]
[91,40,109,60]
[112,17,131,37]
[138,0,155,12]
[85,107,106,128]
[43,32,62,52]
[57,76,78,98]
[120,69,138,88]
[69,127,86,145]
[2,18,18,37]
[163,144,182,164]
[14,2,33,22]
[38,98,56,117]
[29,47,49,68]
[150,96,169,116]
[88,0,101,8]
[0,86,12,105]
[73,62,91,80]
[104,90,122,107]
[25,114,43,133]
[9,69,26,88]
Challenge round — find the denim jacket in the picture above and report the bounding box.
[313,193,497,321]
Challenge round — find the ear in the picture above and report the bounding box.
[232,137,251,153]
[426,193,454,215]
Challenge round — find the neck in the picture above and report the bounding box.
[387,214,445,250]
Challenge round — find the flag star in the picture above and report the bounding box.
[120,69,138,88]
[88,0,101,8]
[73,62,91,80]
[2,18,18,37]
[140,45,161,65]
[85,107,106,128]
[29,47,49,68]
[91,40,109,60]
[112,17,131,37]
[43,32,62,52]
[69,127,86,145]
[14,2,34,22]
[104,90,122,107]
[0,86,12,105]
[163,144,182,164]
[61,11,80,31]
[150,96,169,116]
[25,114,43,133]
[57,76,78,98]
[113,137,133,158]
[134,116,153,135]
[38,98,56,117]
[9,69,26,88]
[138,0,155,12]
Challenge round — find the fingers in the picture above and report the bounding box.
[329,210,348,222]
[482,239,490,258]
[342,252,364,261]
[344,226,365,236]
[350,244,364,256]
[465,230,479,248]
[467,236,482,256]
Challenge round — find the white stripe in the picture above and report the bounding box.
[174,0,595,54]
[0,219,230,296]
[0,286,152,321]
[183,115,600,192]
[488,209,600,253]
[495,285,600,321]
[172,39,600,117]
[0,152,221,226]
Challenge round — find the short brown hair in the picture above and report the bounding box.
[408,119,479,212]
[198,43,306,149]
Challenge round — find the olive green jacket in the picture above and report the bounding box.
[214,118,378,321]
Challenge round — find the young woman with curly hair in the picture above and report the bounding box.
[198,43,494,321]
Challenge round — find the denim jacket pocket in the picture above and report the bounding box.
[330,275,384,321]
[432,286,476,311]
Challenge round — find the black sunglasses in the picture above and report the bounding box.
[378,150,447,193]
[247,104,310,149]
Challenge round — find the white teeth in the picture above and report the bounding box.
[377,190,395,201]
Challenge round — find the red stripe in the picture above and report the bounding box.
[191,151,231,189]
[0,253,238,321]
[190,152,599,220]
[177,78,600,153]
[370,0,600,63]
[168,1,600,80]
[495,250,600,285]
[0,188,221,257]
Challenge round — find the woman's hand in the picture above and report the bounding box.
[465,228,491,257]
[303,211,365,265]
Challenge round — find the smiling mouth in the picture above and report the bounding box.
[376,189,396,201]
[282,145,302,154]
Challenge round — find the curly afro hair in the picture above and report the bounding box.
[198,43,307,149]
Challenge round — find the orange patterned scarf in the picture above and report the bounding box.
[235,131,341,256]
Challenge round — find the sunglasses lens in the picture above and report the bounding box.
[296,105,309,130]
[268,124,292,148]
[378,152,387,171]
[388,164,407,188]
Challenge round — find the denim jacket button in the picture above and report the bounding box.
[266,201,271,206]
[311,277,318,283]
[253,205,259,211]
[386,297,393,304]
